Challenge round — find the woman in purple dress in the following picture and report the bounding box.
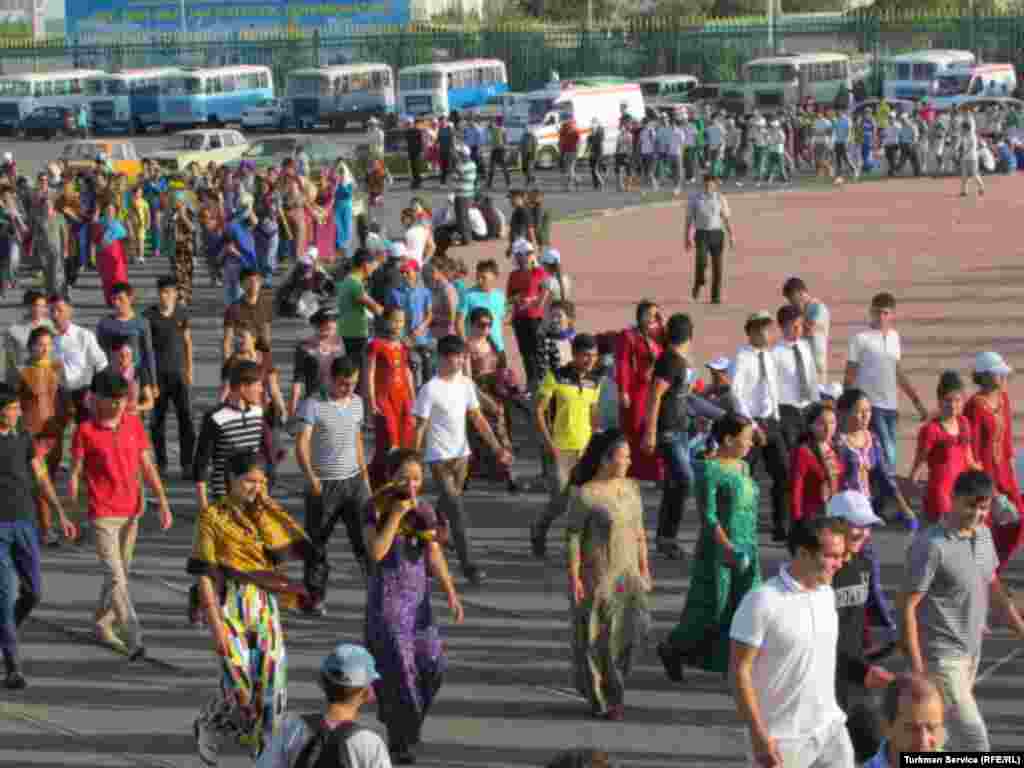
[364,449,465,765]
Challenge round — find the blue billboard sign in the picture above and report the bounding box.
[66,0,410,36]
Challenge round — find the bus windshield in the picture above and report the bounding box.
[936,74,971,96]
[288,75,325,97]
[747,64,797,83]
[0,80,32,98]
[641,83,661,97]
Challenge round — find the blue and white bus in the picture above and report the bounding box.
[881,50,976,101]
[0,70,103,134]
[397,59,507,117]
[161,65,273,128]
[86,68,182,134]
[287,63,395,131]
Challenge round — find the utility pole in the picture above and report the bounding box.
[768,0,774,54]
[179,0,186,33]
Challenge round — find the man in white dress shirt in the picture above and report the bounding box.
[773,304,821,452]
[730,311,790,542]
[782,276,831,383]
[49,294,108,422]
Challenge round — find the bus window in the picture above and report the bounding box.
[912,63,935,81]
[382,70,391,87]
[896,63,911,80]
[371,71,382,89]
[209,134,223,149]
[340,76,350,94]
[222,74,237,92]
[970,77,983,95]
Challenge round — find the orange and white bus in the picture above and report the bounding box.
[932,63,1017,110]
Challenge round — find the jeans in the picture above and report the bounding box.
[534,448,582,538]
[223,261,243,305]
[932,653,989,752]
[150,371,196,471]
[757,718,855,768]
[870,407,899,472]
[305,475,370,595]
[93,516,141,650]
[658,432,694,540]
[256,231,279,287]
[0,521,41,657]
[430,458,473,572]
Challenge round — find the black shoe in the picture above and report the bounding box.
[128,645,146,662]
[390,747,416,765]
[4,671,26,690]
[530,523,547,560]
[181,467,195,482]
[657,642,684,683]
[464,565,486,587]
[771,528,788,543]
[507,480,521,494]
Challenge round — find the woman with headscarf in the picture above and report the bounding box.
[566,429,651,721]
[90,197,129,307]
[334,160,355,258]
[189,451,314,765]
[169,190,197,306]
[364,449,464,764]
[313,174,337,268]
[616,300,665,482]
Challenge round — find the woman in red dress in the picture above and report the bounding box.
[911,371,981,524]
[90,198,129,307]
[964,351,1024,570]
[313,174,337,268]
[366,307,416,487]
[789,401,843,523]
[616,300,664,481]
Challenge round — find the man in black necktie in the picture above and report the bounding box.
[773,304,821,452]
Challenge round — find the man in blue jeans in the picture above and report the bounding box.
[644,313,724,559]
[0,383,75,689]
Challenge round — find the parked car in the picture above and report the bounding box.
[241,99,293,132]
[62,139,143,181]
[145,129,249,174]
[21,106,75,139]
[225,135,347,174]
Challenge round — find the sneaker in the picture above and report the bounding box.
[44,529,61,547]
[529,523,547,560]
[194,713,222,768]
[657,641,684,683]
[4,671,26,690]
[605,704,625,721]
[390,745,416,765]
[95,622,127,652]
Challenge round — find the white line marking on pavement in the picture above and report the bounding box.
[977,646,1023,684]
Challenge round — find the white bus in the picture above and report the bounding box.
[0,69,103,133]
[397,59,507,117]
[161,65,274,128]
[932,63,1018,109]
[741,53,852,111]
[881,50,976,101]
[86,67,183,134]
[287,63,395,131]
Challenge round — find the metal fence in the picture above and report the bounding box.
[2,12,1024,93]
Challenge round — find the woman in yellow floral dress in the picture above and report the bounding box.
[566,429,652,722]
[188,451,314,765]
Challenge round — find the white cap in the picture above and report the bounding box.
[2,152,11,163]
[706,357,731,372]
[541,248,561,265]
[511,238,535,257]
[826,490,884,527]
[974,350,1013,376]
[305,245,319,262]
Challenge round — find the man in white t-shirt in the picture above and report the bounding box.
[730,517,853,768]
[413,334,511,586]
[256,644,391,768]
[782,276,831,383]
[844,292,928,472]
[402,208,433,267]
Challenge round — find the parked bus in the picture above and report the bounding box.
[741,53,852,111]
[637,74,699,102]
[881,50,976,101]
[397,59,507,117]
[0,69,103,134]
[161,65,273,128]
[287,63,395,131]
[86,67,182,134]
[931,63,1017,109]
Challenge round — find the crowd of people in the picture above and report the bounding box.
[0,115,1021,768]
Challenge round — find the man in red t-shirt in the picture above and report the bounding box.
[506,238,550,389]
[559,118,581,192]
[70,370,172,659]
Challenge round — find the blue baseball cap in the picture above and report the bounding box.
[320,644,380,688]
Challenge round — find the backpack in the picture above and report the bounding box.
[293,715,367,768]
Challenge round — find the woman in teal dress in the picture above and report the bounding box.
[657,413,761,680]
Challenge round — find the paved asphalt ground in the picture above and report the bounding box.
[0,133,1023,767]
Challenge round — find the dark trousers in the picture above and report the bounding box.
[693,229,725,303]
[0,521,41,659]
[512,316,543,388]
[521,154,535,186]
[150,371,196,471]
[430,458,473,572]
[884,145,900,176]
[454,196,471,245]
[748,417,789,534]
[488,148,510,188]
[439,147,452,184]
[657,432,693,540]
[778,403,809,454]
[590,152,604,188]
[343,337,368,367]
[843,685,883,762]
[409,153,422,189]
[304,475,370,585]
[899,142,921,176]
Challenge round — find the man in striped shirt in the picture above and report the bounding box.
[296,356,370,610]
[192,360,265,512]
[453,145,476,246]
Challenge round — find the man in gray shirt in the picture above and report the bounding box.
[684,175,736,305]
[901,469,1024,753]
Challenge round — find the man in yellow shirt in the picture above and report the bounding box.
[530,333,600,559]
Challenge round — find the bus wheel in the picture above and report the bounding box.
[537,146,558,170]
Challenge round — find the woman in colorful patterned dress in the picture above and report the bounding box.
[658,413,760,682]
[189,451,313,766]
[965,351,1024,571]
[364,450,464,765]
[616,300,664,481]
[567,429,652,721]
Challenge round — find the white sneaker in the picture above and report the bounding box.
[194,713,222,767]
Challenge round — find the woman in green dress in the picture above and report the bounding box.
[657,413,761,681]
[566,429,652,722]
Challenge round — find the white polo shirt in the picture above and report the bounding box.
[847,328,901,411]
[730,564,845,742]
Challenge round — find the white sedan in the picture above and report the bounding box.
[241,99,292,131]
